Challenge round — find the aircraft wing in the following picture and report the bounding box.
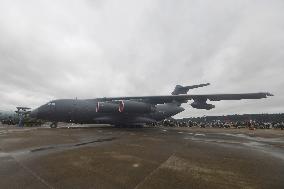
[188,93,274,101]
[97,92,273,104]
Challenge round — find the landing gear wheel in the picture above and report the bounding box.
[50,122,58,128]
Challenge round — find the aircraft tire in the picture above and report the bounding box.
[50,122,58,128]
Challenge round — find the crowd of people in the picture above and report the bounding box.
[154,119,284,130]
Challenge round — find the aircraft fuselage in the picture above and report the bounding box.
[31,99,184,125]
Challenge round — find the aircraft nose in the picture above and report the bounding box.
[30,108,38,118]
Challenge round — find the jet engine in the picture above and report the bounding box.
[191,101,215,110]
[118,100,155,113]
[96,102,119,113]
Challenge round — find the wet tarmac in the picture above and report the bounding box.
[0,124,284,189]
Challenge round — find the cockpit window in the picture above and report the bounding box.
[47,102,56,106]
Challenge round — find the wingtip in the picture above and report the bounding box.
[262,92,274,97]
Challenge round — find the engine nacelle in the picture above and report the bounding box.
[191,101,215,110]
[96,102,119,113]
[119,100,155,113]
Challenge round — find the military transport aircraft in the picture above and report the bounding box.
[30,83,273,128]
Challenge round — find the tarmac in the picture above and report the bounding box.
[0,124,284,189]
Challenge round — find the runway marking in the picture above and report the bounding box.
[222,133,284,143]
[0,152,10,157]
[189,138,241,145]
[134,153,175,189]
[195,133,205,136]
[243,141,284,161]
[0,128,38,135]
[13,157,55,189]
[189,133,284,161]
[0,149,54,189]
[0,131,7,135]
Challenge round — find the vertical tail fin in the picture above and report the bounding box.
[171,83,210,95]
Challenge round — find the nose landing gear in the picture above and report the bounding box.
[50,122,58,128]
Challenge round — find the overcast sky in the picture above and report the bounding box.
[0,0,283,117]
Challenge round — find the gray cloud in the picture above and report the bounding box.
[0,0,283,117]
